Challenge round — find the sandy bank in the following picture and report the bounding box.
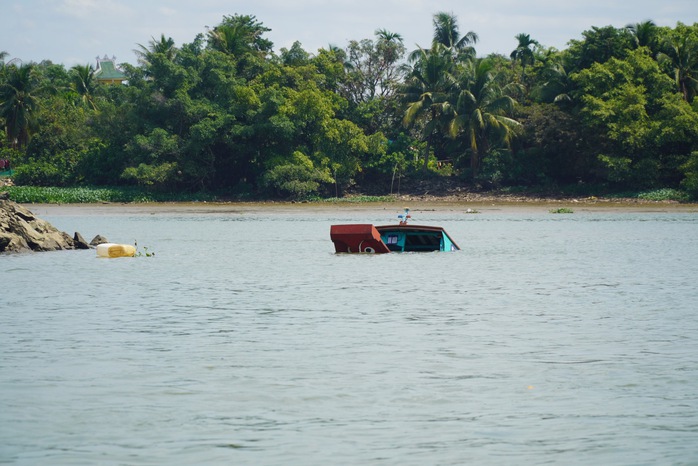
[22,194,698,217]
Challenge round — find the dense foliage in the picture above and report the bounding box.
[1,15,697,199]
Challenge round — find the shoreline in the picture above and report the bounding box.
[22,194,698,217]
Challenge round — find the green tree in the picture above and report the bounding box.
[573,47,697,187]
[566,25,634,72]
[342,29,406,105]
[70,64,97,110]
[531,51,574,104]
[431,11,478,60]
[13,91,101,186]
[338,30,406,136]
[516,103,596,185]
[250,63,381,196]
[680,151,698,198]
[206,14,273,57]
[400,12,483,172]
[626,20,658,50]
[657,24,698,103]
[401,44,456,171]
[0,64,41,149]
[448,58,521,179]
[134,34,179,85]
[205,14,273,80]
[311,46,347,95]
[121,128,182,189]
[279,41,310,67]
[262,151,332,198]
[135,34,178,66]
[510,33,539,75]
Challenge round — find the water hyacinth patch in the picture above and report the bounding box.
[3,186,217,204]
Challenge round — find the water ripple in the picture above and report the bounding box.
[2,210,698,465]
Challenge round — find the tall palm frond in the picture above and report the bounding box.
[432,12,478,51]
[401,45,457,170]
[532,57,573,104]
[658,33,698,103]
[70,64,97,110]
[510,33,539,71]
[0,64,40,149]
[135,34,177,66]
[206,15,272,57]
[625,20,657,49]
[448,59,521,177]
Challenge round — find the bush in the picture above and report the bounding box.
[637,188,690,202]
[12,161,70,186]
[121,162,179,189]
[681,152,698,200]
[262,152,333,199]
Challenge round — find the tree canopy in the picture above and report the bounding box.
[1,15,697,199]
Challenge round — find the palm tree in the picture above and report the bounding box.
[376,29,403,43]
[448,58,521,178]
[208,24,250,57]
[431,11,478,60]
[206,14,272,57]
[0,64,40,149]
[375,28,405,71]
[135,34,177,66]
[400,12,479,171]
[658,33,698,103]
[510,33,539,74]
[347,29,405,101]
[625,20,657,49]
[533,59,573,105]
[401,44,457,171]
[70,64,97,110]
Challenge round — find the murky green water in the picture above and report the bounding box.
[2,206,697,465]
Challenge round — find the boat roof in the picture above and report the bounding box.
[375,224,460,250]
[375,224,448,232]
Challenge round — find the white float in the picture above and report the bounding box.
[96,243,136,258]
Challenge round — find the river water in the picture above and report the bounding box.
[2,203,698,465]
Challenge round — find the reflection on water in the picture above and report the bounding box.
[2,208,698,465]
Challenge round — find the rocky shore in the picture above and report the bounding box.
[0,195,105,253]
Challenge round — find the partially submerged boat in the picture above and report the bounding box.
[330,208,460,253]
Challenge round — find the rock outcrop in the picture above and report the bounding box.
[0,197,105,253]
[89,234,109,247]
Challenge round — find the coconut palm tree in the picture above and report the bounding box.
[0,64,40,149]
[401,44,457,171]
[448,58,521,178]
[658,32,698,103]
[70,64,97,110]
[135,34,178,66]
[533,59,573,105]
[432,11,478,60]
[625,20,657,49]
[206,14,272,57]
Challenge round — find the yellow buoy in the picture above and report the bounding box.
[96,243,136,258]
